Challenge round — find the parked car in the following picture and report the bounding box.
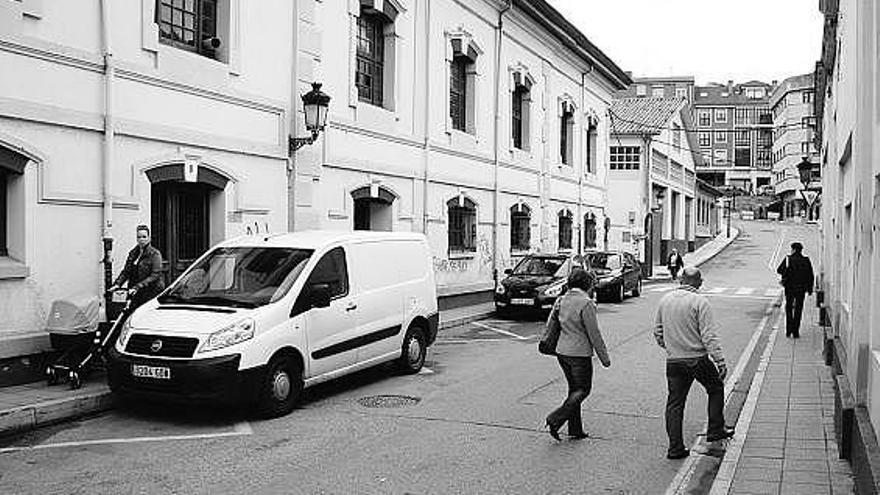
[494,253,590,313]
[586,251,642,303]
[107,231,438,418]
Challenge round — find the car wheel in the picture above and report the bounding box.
[256,355,302,418]
[632,278,642,297]
[614,282,625,303]
[397,326,427,374]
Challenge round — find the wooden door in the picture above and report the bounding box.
[151,182,211,283]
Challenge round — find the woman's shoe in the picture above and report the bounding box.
[545,420,562,441]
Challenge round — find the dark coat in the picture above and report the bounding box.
[668,253,684,269]
[777,252,814,293]
[115,244,165,303]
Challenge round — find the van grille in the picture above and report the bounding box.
[125,334,199,358]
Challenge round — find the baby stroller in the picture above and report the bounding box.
[45,290,132,389]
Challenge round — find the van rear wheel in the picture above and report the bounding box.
[397,326,426,374]
[256,356,302,418]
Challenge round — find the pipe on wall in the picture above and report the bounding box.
[492,0,512,283]
[421,0,432,235]
[99,0,115,298]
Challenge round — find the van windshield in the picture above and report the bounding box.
[158,247,314,308]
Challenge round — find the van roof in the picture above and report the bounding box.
[215,230,427,251]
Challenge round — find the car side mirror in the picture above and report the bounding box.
[307,283,332,309]
[503,268,513,275]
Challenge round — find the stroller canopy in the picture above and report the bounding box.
[45,295,100,335]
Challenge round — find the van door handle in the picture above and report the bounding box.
[345,303,357,312]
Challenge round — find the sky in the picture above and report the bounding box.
[547,0,824,86]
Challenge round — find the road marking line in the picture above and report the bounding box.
[767,231,786,269]
[472,321,529,340]
[647,287,674,293]
[665,294,782,495]
[734,288,754,295]
[0,428,253,454]
[436,338,522,344]
[710,311,784,495]
[764,288,783,297]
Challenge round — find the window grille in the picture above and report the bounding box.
[157,0,218,58]
[356,12,385,106]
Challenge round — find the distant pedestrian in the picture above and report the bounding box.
[109,225,165,310]
[654,267,732,460]
[776,242,814,338]
[668,249,684,280]
[544,268,611,441]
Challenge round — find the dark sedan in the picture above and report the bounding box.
[587,251,642,302]
[494,254,589,313]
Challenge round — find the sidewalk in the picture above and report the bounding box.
[710,300,856,494]
[650,227,741,281]
[0,302,498,439]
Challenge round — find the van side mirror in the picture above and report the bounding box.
[503,268,513,275]
[307,283,332,309]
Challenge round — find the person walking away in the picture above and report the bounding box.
[109,225,165,310]
[544,268,611,441]
[654,267,733,459]
[776,242,814,338]
[668,249,684,280]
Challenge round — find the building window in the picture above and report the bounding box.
[558,210,573,250]
[356,9,390,107]
[801,141,812,154]
[559,102,574,165]
[652,86,665,97]
[585,119,598,174]
[675,87,688,99]
[735,108,750,125]
[448,197,476,253]
[757,130,772,147]
[636,84,647,96]
[672,123,682,149]
[510,204,530,251]
[698,110,711,127]
[714,109,728,124]
[802,91,814,104]
[699,131,711,147]
[449,55,469,132]
[715,131,727,143]
[735,148,750,167]
[745,87,765,99]
[584,213,597,248]
[757,108,772,125]
[511,77,532,150]
[610,146,640,170]
[735,129,749,146]
[157,0,218,59]
[713,149,728,166]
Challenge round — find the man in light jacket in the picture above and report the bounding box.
[654,267,732,459]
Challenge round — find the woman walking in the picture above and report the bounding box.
[544,268,611,440]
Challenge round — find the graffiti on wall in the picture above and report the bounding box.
[433,257,470,273]
[245,221,270,235]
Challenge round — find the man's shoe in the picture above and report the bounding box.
[706,427,735,442]
[667,449,689,460]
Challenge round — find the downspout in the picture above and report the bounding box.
[577,71,586,256]
[492,0,512,285]
[421,0,431,234]
[99,0,115,300]
[643,136,653,275]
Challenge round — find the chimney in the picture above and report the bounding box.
[727,80,733,92]
[772,79,778,86]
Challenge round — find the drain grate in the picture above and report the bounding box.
[358,394,421,408]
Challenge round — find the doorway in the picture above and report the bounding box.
[351,186,395,231]
[151,182,213,282]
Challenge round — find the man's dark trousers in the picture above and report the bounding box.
[784,288,806,337]
[666,355,725,455]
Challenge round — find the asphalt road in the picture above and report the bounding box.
[0,221,819,495]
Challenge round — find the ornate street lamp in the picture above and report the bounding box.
[289,82,331,153]
[796,156,818,220]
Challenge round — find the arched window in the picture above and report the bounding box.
[510,204,531,251]
[448,197,476,253]
[584,212,597,249]
[558,209,573,251]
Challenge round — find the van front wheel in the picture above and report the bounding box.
[256,356,302,418]
[397,326,426,374]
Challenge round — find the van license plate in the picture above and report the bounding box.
[510,298,533,305]
[131,365,171,380]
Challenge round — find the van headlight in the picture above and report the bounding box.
[543,281,566,298]
[116,319,132,350]
[199,318,255,353]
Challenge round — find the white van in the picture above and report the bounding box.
[107,231,438,417]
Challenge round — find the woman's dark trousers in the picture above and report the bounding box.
[665,355,725,455]
[784,288,806,337]
[547,356,593,435]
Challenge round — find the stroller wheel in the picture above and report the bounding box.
[46,367,59,386]
[69,371,82,390]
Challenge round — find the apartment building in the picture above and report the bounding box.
[769,73,819,219]
[0,1,292,360]
[693,81,775,193]
[292,0,630,305]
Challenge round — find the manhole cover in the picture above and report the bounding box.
[357,395,421,408]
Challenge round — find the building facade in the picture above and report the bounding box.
[693,81,775,194]
[291,0,630,304]
[769,73,820,219]
[607,97,700,272]
[815,0,880,482]
[0,1,292,358]
[618,75,696,116]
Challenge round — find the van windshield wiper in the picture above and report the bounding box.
[185,296,257,309]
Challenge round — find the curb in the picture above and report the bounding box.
[0,386,114,439]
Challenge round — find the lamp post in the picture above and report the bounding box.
[289,82,331,153]
[796,156,818,220]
